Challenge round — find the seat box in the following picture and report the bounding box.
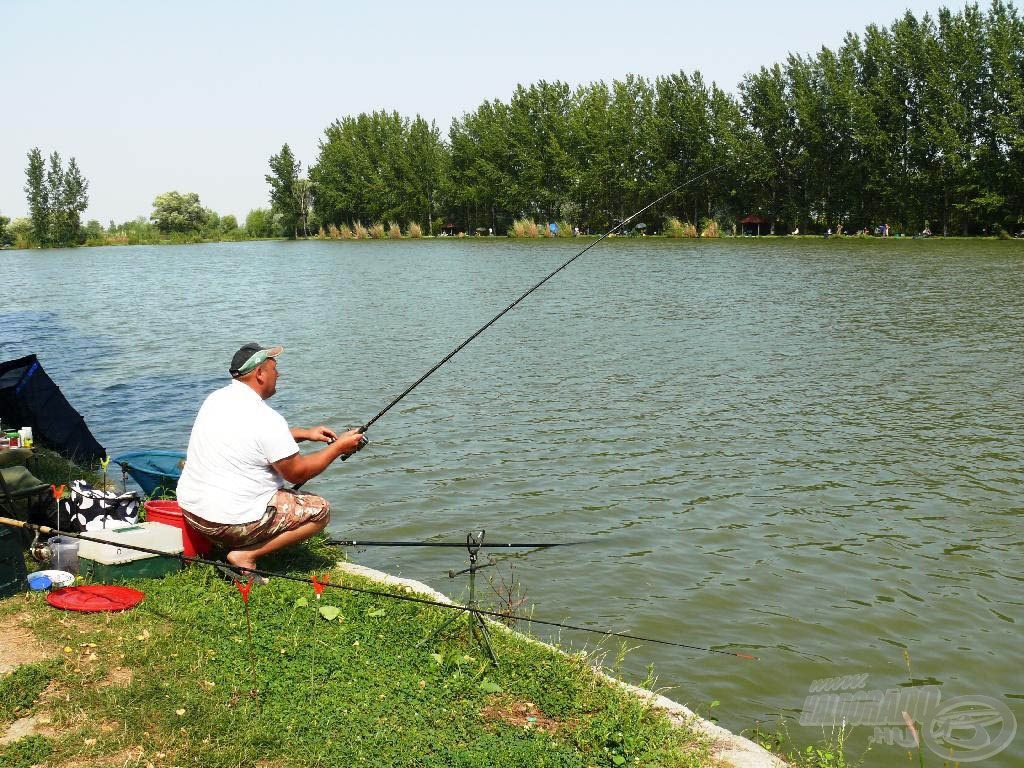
[0,524,27,598]
[78,521,183,583]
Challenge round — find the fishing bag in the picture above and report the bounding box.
[53,479,141,532]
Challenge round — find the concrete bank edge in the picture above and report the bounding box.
[337,561,785,768]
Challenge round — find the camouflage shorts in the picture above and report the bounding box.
[181,489,331,549]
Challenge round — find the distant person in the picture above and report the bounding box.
[177,343,366,577]
[791,227,800,236]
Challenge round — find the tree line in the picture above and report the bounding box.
[275,0,1023,238]
[5,1,1022,247]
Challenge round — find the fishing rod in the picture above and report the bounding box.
[326,538,584,549]
[0,515,754,659]
[361,163,726,435]
[299,162,728,488]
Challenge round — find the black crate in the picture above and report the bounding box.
[0,525,27,598]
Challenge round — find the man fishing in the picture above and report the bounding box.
[177,343,365,576]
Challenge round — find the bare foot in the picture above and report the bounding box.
[226,551,258,572]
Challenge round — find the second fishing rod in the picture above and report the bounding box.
[297,162,726,489]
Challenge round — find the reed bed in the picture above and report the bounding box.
[700,219,721,238]
[407,222,423,238]
[665,217,698,238]
[510,218,540,238]
[387,221,402,239]
[352,221,368,239]
[369,222,386,239]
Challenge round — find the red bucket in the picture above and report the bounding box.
[143,500,212,559]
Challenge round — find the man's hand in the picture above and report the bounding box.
[334,428,367,457]
[273,427,367,485]
[292,426,338,443]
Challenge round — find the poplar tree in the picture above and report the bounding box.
[23,148,90,247]
[46,152,67,246]
[266,144,301,238]
[60,157,90,245]
[24,148,48,246]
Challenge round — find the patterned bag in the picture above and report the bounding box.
[55,479,141,532]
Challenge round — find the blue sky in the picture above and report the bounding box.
[2,0,950,223]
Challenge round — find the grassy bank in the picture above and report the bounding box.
[2,447,717,767]
[0,536,715,768]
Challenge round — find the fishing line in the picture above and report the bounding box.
[296,161,729,487]
[351,162,727,439]
[0,516,754,659]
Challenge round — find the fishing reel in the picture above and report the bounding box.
[29,530,52,563]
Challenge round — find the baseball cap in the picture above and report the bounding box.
[229,343,283,377]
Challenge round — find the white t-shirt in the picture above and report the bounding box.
[176,381,299,524]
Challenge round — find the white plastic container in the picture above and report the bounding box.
[78,522,184,582]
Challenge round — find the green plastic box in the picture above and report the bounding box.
[0,525,28,598]
[77,522,183,584]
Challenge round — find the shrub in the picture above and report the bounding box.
[407,222,423,238]
[352,221,368,239]
[327,224,340,239]
[9,217,34,248]
[555,220,573,237]
[665,217,698,238]
[369,222,386,239]
[700,219,721,238]
[245,208,275,238]
[509,218,541,237]
[339,223,353,239]
[387,221,402,239]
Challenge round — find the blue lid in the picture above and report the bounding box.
[28,574,52,590]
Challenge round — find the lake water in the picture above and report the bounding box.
[2,238,1021,765]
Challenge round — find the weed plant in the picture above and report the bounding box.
[750,717,863,767]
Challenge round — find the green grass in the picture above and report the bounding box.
[0,735,53,768]
[0,538,713,767]
[0,661,58,723]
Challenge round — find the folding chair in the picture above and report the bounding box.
[0,448,52,542]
